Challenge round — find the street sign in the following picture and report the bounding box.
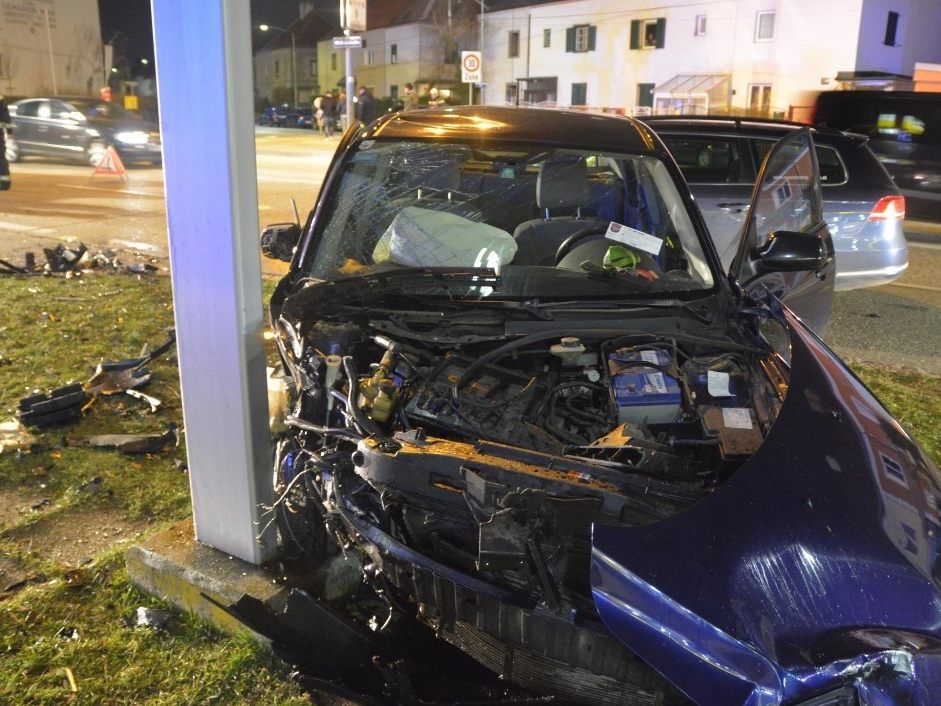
[333,35,363,49]
[462,51,481,83]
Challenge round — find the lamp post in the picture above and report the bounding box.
[259,24,297,107]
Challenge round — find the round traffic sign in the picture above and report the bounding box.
[463,53,480,72]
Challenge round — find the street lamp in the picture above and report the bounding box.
[259,24,297,107]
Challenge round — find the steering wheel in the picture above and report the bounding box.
[554,224,612,265]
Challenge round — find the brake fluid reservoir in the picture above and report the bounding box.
[608,348,682,425]
[550,337,586,366]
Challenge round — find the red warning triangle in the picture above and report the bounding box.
[92,146,127,177]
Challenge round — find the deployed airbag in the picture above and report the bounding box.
[373,206,517,269]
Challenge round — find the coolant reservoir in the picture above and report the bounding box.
[267,366,291,433]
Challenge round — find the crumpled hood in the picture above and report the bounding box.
[590,310,941,705]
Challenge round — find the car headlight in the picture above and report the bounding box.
[114,131,149,145]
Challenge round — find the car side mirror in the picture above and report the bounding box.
[752,230,827,273]
[260,223,300,262]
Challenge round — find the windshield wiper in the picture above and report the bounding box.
[289,267,501,313]
[534,298,716,325]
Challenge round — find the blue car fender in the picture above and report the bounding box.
[590,309,941,705]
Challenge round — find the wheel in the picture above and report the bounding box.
[87,141,107,167]
[554,224,613,265]
[5,136,20,163]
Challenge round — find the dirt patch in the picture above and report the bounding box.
[0,489,50,530]
[7,507,149,567]
[0,553,33,595]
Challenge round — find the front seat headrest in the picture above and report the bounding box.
[536,157,590,210]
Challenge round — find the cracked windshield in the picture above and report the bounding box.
[309,138,714,296]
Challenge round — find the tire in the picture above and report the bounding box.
[5,137,20,163]
[87,141,107,167]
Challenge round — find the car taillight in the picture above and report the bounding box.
[869,195,906,221]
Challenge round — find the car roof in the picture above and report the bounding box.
[368,106,664,155]
[640,115,867,145]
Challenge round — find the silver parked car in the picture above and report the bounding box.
[643,116,908,290]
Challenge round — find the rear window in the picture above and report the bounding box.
[660,136,746,184]
[752,140,846,186]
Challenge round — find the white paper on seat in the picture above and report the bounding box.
[373,206,517,269]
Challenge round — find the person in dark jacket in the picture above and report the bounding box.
[0,95,11,190]
[355,86,375,125]
[320,91,336,139]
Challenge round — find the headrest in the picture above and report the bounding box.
[402,150,461,191]
[537,157,590,210]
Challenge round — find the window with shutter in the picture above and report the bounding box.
[630,20,640,49]
[572,25,593,52]
[633,19,665,49]
[571,83,587,105]
[566,26,575,52]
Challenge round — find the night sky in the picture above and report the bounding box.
[97,0,331,77]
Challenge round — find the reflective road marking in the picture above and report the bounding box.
[0,220,55,234]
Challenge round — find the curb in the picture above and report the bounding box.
[905,219,941,244]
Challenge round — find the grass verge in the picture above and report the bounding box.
[0,273,306,705]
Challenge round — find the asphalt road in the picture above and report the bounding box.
[1,126,939,372]
[0,126,333,278]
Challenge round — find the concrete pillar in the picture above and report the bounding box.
[151,0,276,563]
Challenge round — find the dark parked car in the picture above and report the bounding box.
[259,107,940,704]
[813,90,941,221]
[6,97,161,166]
[259,104,313,128]
[643,116,908,290]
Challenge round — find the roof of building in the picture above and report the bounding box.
[485,0,570,12]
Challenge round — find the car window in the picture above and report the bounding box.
[751,131,820,247]
[35,101,52,119]
[814,146,847,185]
[753,139,846,186]
[307,139,715,296]
[49,100,75,120]
[660,135,747,183]
[15,101,40,118]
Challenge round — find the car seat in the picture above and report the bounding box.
[511,157,604,266]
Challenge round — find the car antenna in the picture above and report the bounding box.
[290,197,300,227]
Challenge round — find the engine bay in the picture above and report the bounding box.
[270,309,789,700]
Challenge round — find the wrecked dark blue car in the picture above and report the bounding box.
[263,107,941,705]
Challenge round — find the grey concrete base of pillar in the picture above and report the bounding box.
[125,517,286,644]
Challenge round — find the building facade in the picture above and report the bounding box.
[481,0,941,118]
[253,10,337,108]
[0,0,103,97]
[317,0,478,107]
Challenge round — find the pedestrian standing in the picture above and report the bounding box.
[403,82,419,111]
[321,91,336,139]
[355,86,375,125]
[0,94,11,191]
[337,91,347,130]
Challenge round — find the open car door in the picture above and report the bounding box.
[730,127,835,335]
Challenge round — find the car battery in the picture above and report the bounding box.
[608,349,682,425]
